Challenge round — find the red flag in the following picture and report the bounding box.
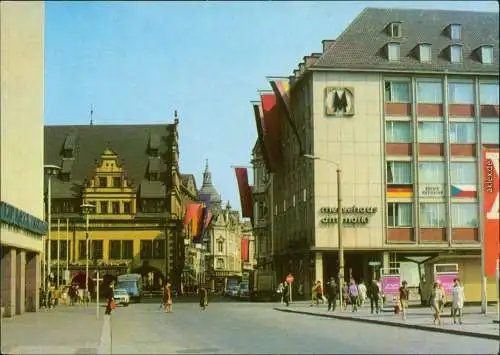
[183,203,201,226]
[260,92,283,172]
[241,239,249,261]
[483,147,500,277]
[204,211,213,229]
[191,204,204,237]
[235,167,253,218]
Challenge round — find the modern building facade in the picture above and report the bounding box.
[252,8,499,302]
[0,1,45,317]
[43,118,189,294]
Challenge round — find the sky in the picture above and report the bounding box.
[45,0,499,214]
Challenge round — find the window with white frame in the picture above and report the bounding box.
[450,24,461,40]
[450,45,462,63]
[452,203,478,227]
[384,81,410,103]
[387,203,413,227]
[450,123,475,144]
[419,162,445,184]
[420,203,447,228]
[388,43,400,61]
[419,44,432,63]
[451,162,477,185]
[479,83,499,105]
[418,122,444,143]
[417,82,443,103]
[480,46,493,64]
[386,161,412,184]
[385,122,412,142]
[481,122,500,145]
[448,82,474,104]
[391,23,402,38]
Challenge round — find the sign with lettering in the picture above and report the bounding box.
[419,184,445,197]
[325,87,355,117]
[319,206,377,225]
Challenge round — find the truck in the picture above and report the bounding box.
[248,270,277,302]
[116,273,143,303]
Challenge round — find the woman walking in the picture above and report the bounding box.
[164,280,173,313]
[430,282,445,325]
[199,286,208,310]
[451,278,465,324]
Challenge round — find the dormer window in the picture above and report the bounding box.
[480,45,493,64]
[450,45,463,63]
[389,22,402,38]
[419,44,432,63]
[387,43,400,61]
[449,24,462,40]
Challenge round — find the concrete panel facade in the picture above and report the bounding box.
[312,72,384,249]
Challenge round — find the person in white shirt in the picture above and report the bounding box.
[357,281,367,307]
[451,278,465,324]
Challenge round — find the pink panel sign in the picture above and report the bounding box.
[381,275,400,295]
[436,273,458,296]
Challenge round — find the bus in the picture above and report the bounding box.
[116,273,143,302]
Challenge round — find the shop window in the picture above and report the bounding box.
[387,203,413,227]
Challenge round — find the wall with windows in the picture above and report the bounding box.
[312,71,384,248]
[384,75,499,245]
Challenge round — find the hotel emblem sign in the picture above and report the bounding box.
[325,87,355,117]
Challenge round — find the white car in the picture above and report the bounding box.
[113,288,130,306]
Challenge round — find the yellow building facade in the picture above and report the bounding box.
[44,120,188,295]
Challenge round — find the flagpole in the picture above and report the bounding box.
[66,218,69,285]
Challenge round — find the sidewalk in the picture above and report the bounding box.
[274,302,500,341]
[1,303,110,354]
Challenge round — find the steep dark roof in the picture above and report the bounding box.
[313,8,499,73]
[44,124,175,197]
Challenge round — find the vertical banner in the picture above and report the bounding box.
[483,148,500,278]
[235,167,253,218]
[241,239,249,261]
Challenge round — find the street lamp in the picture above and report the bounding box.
[302,154,344,312]
[44,164,61,290]
[81,203,95,296]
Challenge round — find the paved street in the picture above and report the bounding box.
[110,301,500,354]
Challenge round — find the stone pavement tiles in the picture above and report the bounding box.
[275,302,500,340]
[0,304,110,354]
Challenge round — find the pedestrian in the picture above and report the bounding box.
[367,280,380,314]
[199,286,208,310]
[277,282,284,304]
[438,282,447,313]
[283,281,290,307]
[342,282,349,311]
[326,277,338,312]
[399,280,410,321]
[348,280,359,312]
[315,281,324,306]
[105,284,114,315]
[357,280,367,307]
[164,279,173,313]
[429,281,445,325]
[451,278,465,324]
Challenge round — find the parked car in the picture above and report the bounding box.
[238,283,250,300]
[226,285,240,298]
[113,288,130,306]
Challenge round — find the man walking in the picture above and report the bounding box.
[326,277,338,312]
[399,280,410,320]
[368,280,380,314]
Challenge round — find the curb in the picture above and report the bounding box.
[274,308,500,341]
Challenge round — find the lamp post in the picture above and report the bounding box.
[44,164,61,290]
[302,154,344,312]
[81,203,95,297]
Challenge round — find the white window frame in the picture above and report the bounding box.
[451,203,479,228]
[450,162,477,185]
[418,122,444,143]
[385,81,411,103]
[420,203,447,228]
[419,44,432,63]
[387,202,413,227]
[450,24,462,40]
[386,161,413,185]
[450,45,463,63]
[388,43,400,62]
[449,122,476,144]
[480,46,494,64]
[417,81,443,104]
[479,83,500,105]
[481,122,500,145]
[448,82,474,104]
[418,161,446,184]
[391,23,402,38]
[385,121,412,143]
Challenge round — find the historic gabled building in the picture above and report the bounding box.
[43,117,189,294]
